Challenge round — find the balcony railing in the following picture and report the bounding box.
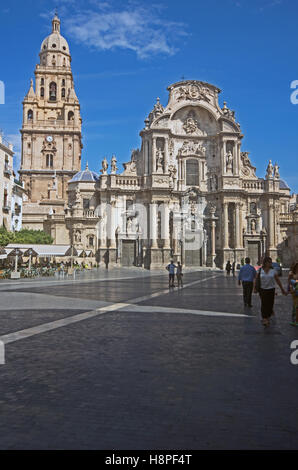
[83,210,98,218]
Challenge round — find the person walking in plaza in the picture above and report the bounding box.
[254,256,287,327]
[225,260,231,275]
[176,261,183,288]
[166,260,177,288]
[238,257,257,308]
[232,261,236,277]
[288,261,298,326]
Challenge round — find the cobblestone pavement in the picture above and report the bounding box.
[0,268,297,450]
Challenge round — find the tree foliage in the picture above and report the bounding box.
[0,227,53,246]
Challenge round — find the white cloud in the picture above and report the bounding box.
[63,4,188,59]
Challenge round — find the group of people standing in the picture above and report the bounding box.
[238,257,298,327]
[166,261,183,288]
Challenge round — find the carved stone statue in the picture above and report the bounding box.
[168,165,177,188]
[266,160,274,178]
[251,219,256,232]
[156,148,164,172]
[226,151,233,172]
[274,162,280,179]
[210,174,218,191]
[101,157,108,175]
[111,154,118,174]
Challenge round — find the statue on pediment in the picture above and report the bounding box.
[101,157,108,175]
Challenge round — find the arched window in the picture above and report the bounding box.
[40,87,44,97]
[46,154,53,168]
[68,111,74,121]
[49,82,57,101]
[186,159,199,186]
[27,109,33,120]
[191,219,196,232]
[88,236,94,248]
[61,88,65,98]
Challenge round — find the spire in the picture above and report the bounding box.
[68,86,78,102]
[52,12,61,33]
[85,162,89,170]
[25,78,36,100]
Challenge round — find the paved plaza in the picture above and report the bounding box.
[0,267,297,450]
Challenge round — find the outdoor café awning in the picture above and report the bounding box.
[5,244,78,257]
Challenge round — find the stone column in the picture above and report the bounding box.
[221,140,226,175]
[164,137,169,174]
[223,202,229,249]
[235,203,241,248]
[152,137,156,174]
[150,202,158,248]
[109,202,117,249]
[163,203,171,249]
[268,203,275,249]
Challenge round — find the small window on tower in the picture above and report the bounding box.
[62,88,65,98]
[46,154,53,168]
[41,78,44,86]
[62,79,65,86]
[49,82,57,101]
[68,111,74,121]
[40,87,44,97]
[52,44,56,48]
[27,110,33,120]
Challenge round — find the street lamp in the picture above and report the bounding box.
[11,248,22,279]
[27,248,33,272]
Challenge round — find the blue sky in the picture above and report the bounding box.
[0,0,297,192]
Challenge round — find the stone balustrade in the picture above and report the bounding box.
[242,180,264,190]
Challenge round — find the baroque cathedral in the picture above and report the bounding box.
[20,14,292,268]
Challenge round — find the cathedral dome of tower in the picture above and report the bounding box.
[40,13,70,56]
[69,163,99,183]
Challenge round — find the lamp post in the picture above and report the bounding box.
[11,249,22,279]
[27,248,33,272]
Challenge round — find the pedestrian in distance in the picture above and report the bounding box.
[166,260,177,288]
[225,260,231,275]
[254,256,287,327]
[238,257,256,308]
[288,261,298,326]
[176,261,183,288]
[232,261,236,277]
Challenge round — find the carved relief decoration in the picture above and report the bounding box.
[178,141,206,157]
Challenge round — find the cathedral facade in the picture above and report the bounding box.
[20,14,293,269]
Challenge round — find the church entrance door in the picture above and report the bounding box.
[122,240,136,267]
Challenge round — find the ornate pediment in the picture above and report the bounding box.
[175,83,213,104]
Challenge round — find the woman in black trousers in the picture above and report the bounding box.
[254,257,287,326]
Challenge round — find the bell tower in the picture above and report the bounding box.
[20,13,82,227]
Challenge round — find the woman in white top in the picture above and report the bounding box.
[254,256,287,326]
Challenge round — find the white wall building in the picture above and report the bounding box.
[0,135,14,229]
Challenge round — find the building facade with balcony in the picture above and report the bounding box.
[11,178,25,231]
[0,135,14,229]
[20,14,295,268]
